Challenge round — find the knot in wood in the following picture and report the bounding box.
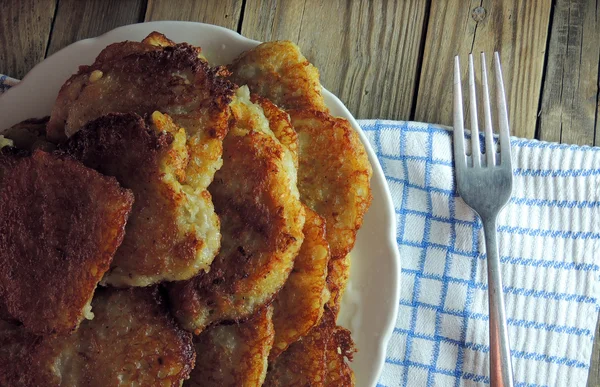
[472,6,486,22]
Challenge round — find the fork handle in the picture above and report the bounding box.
[482,216,514,387]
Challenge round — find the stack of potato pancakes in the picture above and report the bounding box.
[0,32,372,387]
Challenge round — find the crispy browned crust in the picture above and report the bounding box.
[48,41,233,141]
[265,315,331,387]
[290,109,373,261]
[265,308,355,387]
[251,94,298,167]
[270,206,330,361]
[47,41,158,142]
[142,31,176,47]
[168,97,305,332]
[186,306,274,387]
[228,41,372,261]
[324,312,356,386]
[141,31,211,63]
[1,117,55,152]
[264,318,328,386]
[228,41,328,112]
[45,34,235,276]
[47,34,236,286]
[47,36,234,200]
[0,319,61,386]
[326,253,351,317]
[0,150,133,335]
[0,287,195,386]
[60,112,212,286]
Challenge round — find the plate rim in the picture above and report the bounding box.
[0,21,400,387]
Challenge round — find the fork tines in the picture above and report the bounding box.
[453,53,512,169]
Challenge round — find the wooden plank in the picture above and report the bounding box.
[0,0,57,78]
[415,0,552,139]
[46,0,145,56]
[241,0,429,120]
[539,0,600,146]
[144,0,243,31]
[239,0,304,42]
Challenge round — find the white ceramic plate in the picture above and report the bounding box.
[0,21,400,387]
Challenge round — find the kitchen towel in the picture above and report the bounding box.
[2,77,599,387]
[360,120,600,387]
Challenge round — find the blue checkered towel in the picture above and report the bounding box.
[2,76,599,386]
[361,121,600,387]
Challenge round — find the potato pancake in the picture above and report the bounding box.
[229,41,327,112]
[270,206,330,361]
[0,287,195,386]
[229,41,372,262]
[47,33,234,192]
[169,87,304,334]
[264,309,355,386]
[47,35,235,278]
[290,109,372,261]
[62,112,216,286]
[0,149,133,335]
[186,306,274,387]
[264,320,328,387]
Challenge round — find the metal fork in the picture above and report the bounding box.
[453,52,514,387]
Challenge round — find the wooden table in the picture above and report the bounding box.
[1,0,598,384]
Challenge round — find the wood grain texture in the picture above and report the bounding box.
[238,0,304,43]
[539,0,600,145]
[46,0,145,56]
[241,0,429,120]
[145,0,242,31]
[415,0,552,139]
[0,0,57,78]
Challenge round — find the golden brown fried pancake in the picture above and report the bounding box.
[62,112,215,286]
[169,87,305,334]
[229,41,372,261]
[186,306,274,387]
[290,109,372,261]
[247,92,327,361]
[48,38,233,149]
[270,206,330,361]
[229,41,327,112]
[48,36,234,191]
[264,320,327,387]
[0,287,195,386]
[1,117,55,152]
[265,309,355,387]
[47,36,235,276]
[326,253,351,317]
[0,149,133,335]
